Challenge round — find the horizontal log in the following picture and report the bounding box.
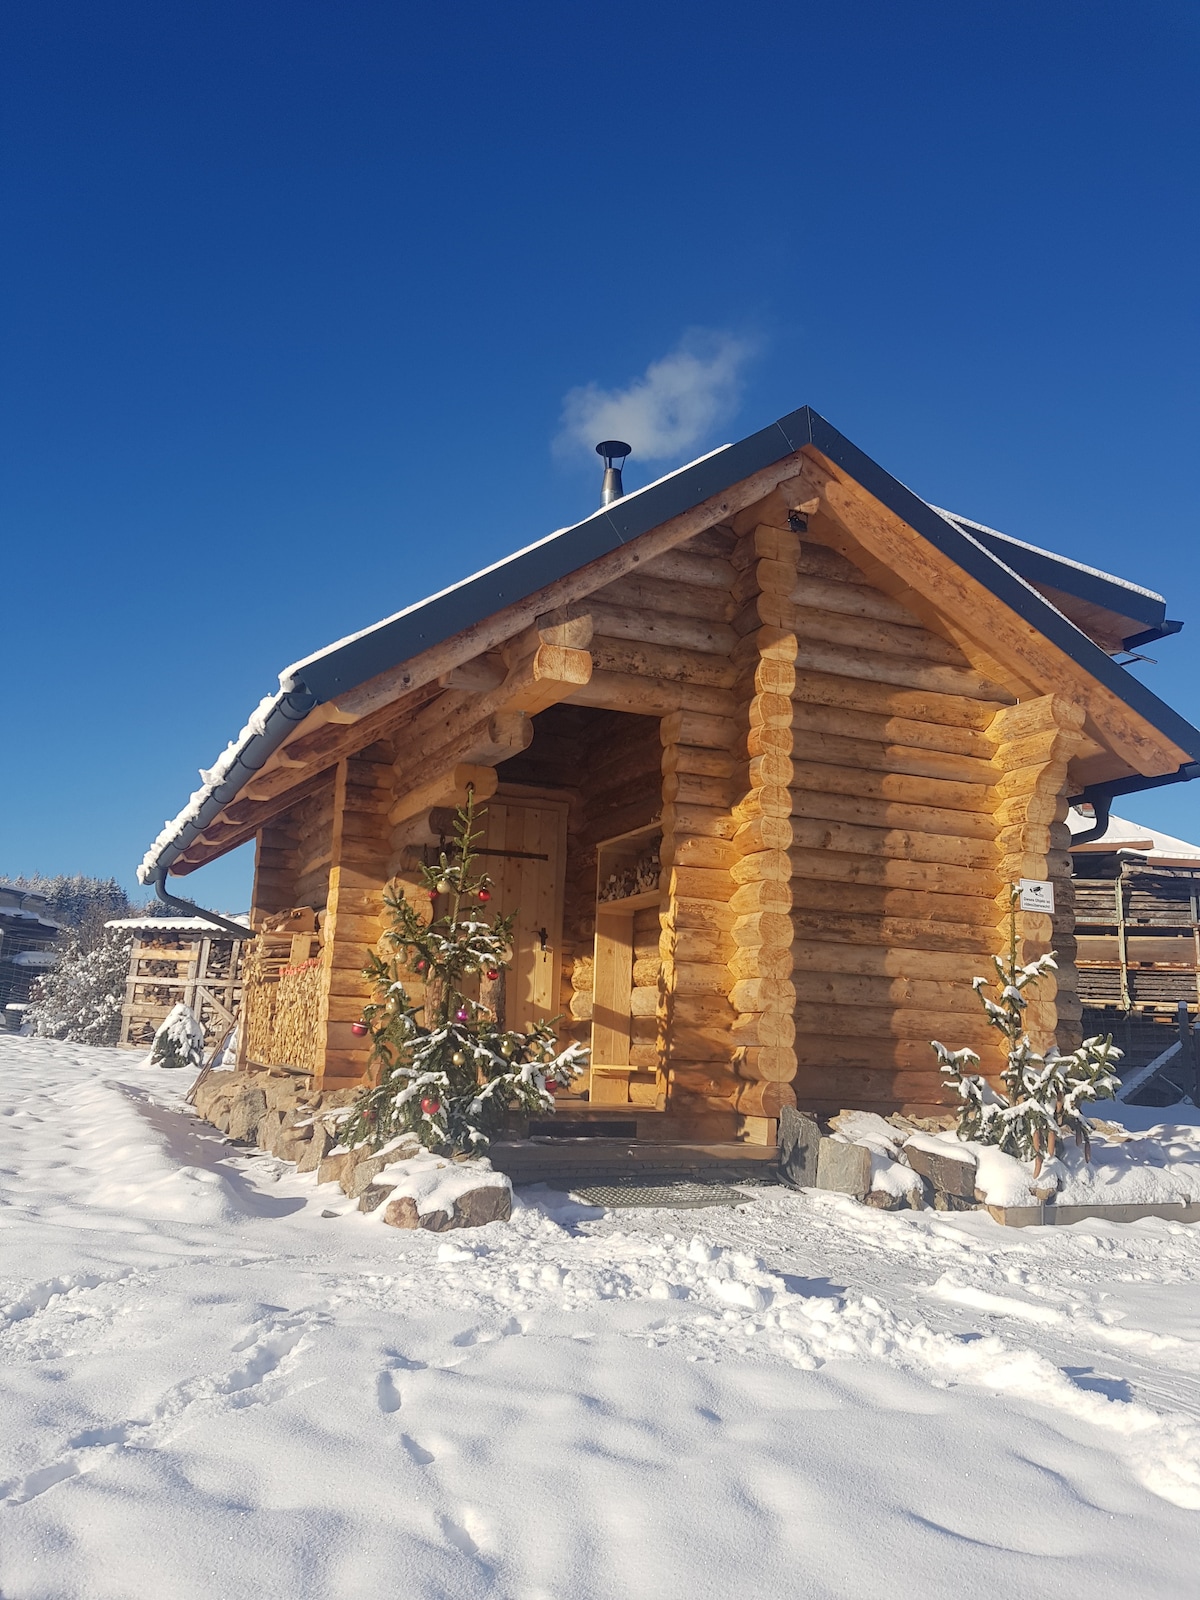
[787,815,997,872]
[793,878,996,925]
[670,963,731,995]
[730,1010,796,1047]
[662,835,737,871]
[790,760,995,816]
[791,667,1002,730]
[788,845,998,899]
[793,1002,994,1041]
[590,636,738,689]
[734,1080,796,1118]
[661,804,739,842]
[794,1034,1004,1072]
[730,850,792,887]
[638,548,736,590]
[790,785,997,842]
[728,945,793,982]
[730,910,794,949]
[790,938,992,981]
[389,763,500,827]
[790,637,1010,700]
[729,880,792,915]
[791,729,996,788]
[660,709,738,750]
[585,601,737,656]
[729,977,795,1012]
[662,771,730,808]
[597,571,735,622]
[661,745,737,779]
[792,1068,953,1106]
[734,1048,797,1084]
[569,672,735,719]
[792,970,980,1013]
[790,908,998,955]
[789,699,995,761]
[733,817,793,856]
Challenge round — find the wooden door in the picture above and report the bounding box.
[476,790,569,1031]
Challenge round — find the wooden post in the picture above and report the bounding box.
[728,524,801,1139]
[315,744,395,1089]
[988,695,1085,1056]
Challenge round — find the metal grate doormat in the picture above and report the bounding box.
[571,1180,751,1209]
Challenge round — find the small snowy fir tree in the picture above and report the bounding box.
[340,792,587,1155]
[932,886,1122,1173]
[148,1003,205,1070]
[28,929,134,1046]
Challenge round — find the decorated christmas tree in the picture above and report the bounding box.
[148,1002,205,1071]
[340,791,587,1155]
[933,886,1121,1173]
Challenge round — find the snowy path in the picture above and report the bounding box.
[1,1037,1199,1598]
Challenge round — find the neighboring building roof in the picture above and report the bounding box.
[1069,810,1200,865]
[9,949,60,969]
[138,404,1200,885]
[931,509,1177,648]
[106,916,251,934]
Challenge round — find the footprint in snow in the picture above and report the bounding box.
[376,1371,402,1413]
[401,1433,435,1465]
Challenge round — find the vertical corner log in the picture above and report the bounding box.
[988,695,1086,1055]
[315,746,396,1088]
[727,524,800,1124]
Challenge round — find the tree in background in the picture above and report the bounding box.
[341,793,587,1155]
[27,927,134,1046]
[5,874,148,1046]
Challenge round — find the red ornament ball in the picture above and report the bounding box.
[545,1079,558,1094]
[415,958,427,972]
[486,968,499,981]
[350,1021,368,1037]
[428,888,438,901]
[477,888,491,902]
[420,1096,441,1115]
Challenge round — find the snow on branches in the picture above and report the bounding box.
[148,1003,205,1071]
[340,792,587,1156]
[932,886,1122,1173]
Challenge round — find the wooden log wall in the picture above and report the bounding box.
[771,517,1017,1114]
[316,743,395,1087]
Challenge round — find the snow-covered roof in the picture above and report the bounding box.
[138,405,1200,886]
[106,915,251,934]
[1069,810,1200,865]
[932,508,1167,615]
[8,949,59,968]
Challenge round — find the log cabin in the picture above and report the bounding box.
[139,407,1200,1144]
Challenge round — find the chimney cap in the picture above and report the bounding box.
[595,440,632,467]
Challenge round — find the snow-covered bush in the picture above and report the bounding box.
[27,929,133,1046]
[147,1003,205,1070]
[340,793,587,1155]
[932,888,1121,1173]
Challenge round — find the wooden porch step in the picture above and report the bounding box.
[489,1138,779,1189]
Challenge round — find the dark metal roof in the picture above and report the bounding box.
[141,405,1200,882]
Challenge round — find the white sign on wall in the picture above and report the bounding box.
[1018,878,1056,913]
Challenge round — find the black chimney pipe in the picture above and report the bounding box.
[596,440,632,506]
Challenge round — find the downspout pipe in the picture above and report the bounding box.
[1069,794,1112,847]
[1070,761,1200,846]
[150,866,253,940]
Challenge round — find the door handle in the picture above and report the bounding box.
[537,927,549,951]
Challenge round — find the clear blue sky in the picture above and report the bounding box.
[3,0,1198,911]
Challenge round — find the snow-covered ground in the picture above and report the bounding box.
[2,1037,1199,1599]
